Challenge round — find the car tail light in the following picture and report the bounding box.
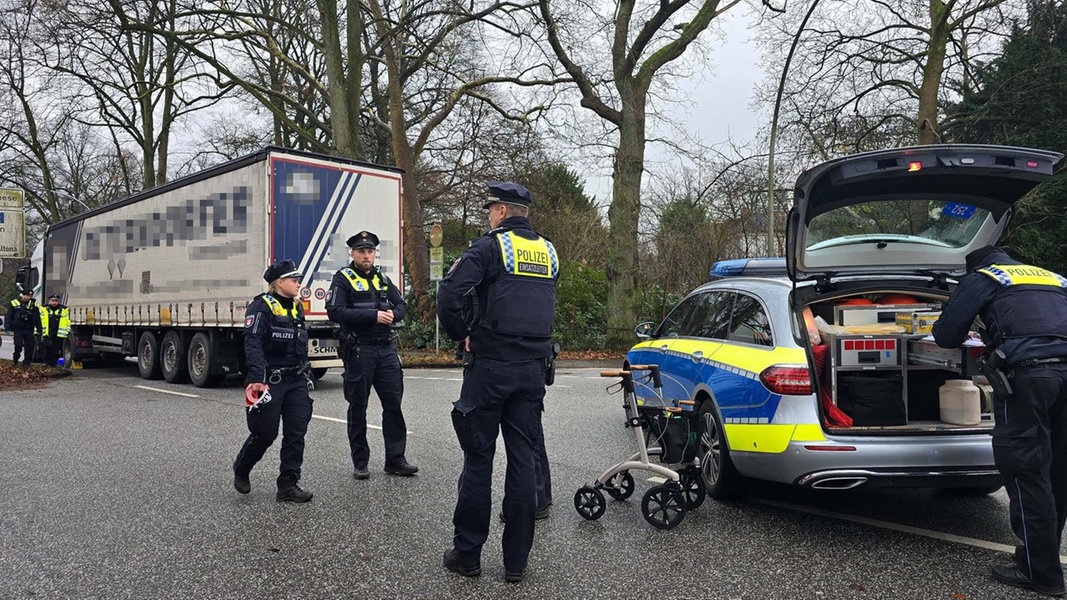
[907,161,922,172]
[759,365,812,395]
[803,445,857,452]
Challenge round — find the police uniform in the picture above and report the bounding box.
[40,294,71,366]
[326,230,416,479]
[933,246,1067,596]
[233,260,315,503]
[437,182,559,582]
[6,292,42,366]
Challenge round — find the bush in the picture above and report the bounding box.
[554,262,608,350]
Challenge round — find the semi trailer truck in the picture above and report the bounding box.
[16,147,404,387]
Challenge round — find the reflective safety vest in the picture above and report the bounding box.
[40,305,71,338]
[480,230,558,338]
[339,267,390,310]
[977,263,1067,346]
[259,293,307,361]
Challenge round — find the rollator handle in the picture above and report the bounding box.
[600,370,631,378]
[629,364,662,389]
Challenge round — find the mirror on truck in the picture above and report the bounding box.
[15,266,38,294]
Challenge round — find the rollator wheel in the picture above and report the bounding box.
[641,484,686,530]
[604,471,635,501]
[574,485,606,520]
[679,468,706,510]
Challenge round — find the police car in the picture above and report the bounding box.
[626,144,1063,499]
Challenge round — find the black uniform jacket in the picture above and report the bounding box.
[437,216,555,361]
[326,264,406,341]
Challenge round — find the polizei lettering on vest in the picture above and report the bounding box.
[516,248,549,263]
[1005,266,1052,278]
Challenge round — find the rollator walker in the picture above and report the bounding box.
[573,364,706,529]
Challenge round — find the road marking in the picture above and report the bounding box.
[405,376,464,382]
[753,497,1067,565]
[134,385,199,398]
[311,414,410,434]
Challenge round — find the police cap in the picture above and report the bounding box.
[48,293,62,301]
[263,259,302,283]
[347,230,379,249]
[484,181,533,209]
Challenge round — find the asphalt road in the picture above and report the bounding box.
[1,361,1063,600]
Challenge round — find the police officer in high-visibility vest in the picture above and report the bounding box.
[233,260,315,503]
[6,289,42,366]
[934,246,1067,598]
[40,294,71,366]
[437,182,559,584]
[327,231,417,480]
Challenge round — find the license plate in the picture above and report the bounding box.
[309,338,339,355]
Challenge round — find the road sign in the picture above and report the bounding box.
[429,222,443,247]
[430,263,443,281]
[429,246,444,263]
[0,188,26,259]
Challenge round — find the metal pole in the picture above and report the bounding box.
[768,0,823,256]
[435,280,440,352]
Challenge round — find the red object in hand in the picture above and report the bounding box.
[245,386,267,407]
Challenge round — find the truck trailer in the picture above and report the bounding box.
[18,147,404,386]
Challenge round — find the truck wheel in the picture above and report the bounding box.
[161,331,189,383]
[137,332,163,380]
[187,332,223,388]
[62,338,74,367]
[311,368,327,380]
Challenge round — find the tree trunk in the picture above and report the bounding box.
[917,0,950,145]
[606,85,647,349]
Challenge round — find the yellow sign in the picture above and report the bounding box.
[430,263,443,281]
[429,247,444,263]
[429,223,443,248]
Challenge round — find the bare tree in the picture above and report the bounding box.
[537,0,744,348]
[758,0,1022,159]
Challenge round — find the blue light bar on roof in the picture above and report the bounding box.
[710,258,750,278]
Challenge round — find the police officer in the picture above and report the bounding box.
[40,294,71,366]
[933,246,1067,598]
[233,260,315,503]
[327,231,417,480]
[6,289,42,366]
[438,182,559,584]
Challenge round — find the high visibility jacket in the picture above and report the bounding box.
[6,298,41,334]
[41,305,71,338]
[479,230,558,338]
[976,263,1067,349]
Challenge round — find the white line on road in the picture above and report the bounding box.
[753,497,1067,565]
[133,385,200,398]
[405,376,464,382]
[311,414,411,434]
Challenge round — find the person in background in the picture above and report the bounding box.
[437,182,559,584]
[327,231,417,480]
[933,245,1067,598]
[6,289,42,366]
[40,294,70,366]
[233,260,315,503]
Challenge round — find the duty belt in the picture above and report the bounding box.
[268,364,306,384]
[1013,357,1067,369]
[357,337,395,346]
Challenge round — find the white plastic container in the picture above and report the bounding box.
[939,379,982,425]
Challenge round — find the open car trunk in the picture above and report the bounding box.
[803,290,991,434]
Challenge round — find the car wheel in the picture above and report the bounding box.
[160,331,189,383]
[696,398,745,499]
[137,331,163,380]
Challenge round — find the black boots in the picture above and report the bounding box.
[384,460,419,476]
[276,477,313,503]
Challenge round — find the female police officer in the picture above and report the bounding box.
[233,260,314,503]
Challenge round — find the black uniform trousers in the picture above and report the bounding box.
[234,374,313,485]
[42,336,63,366]
[535,405,552,509]
[992,363,1067,590]
[451,357,545,573]
[12,331,36,365]
[343,343,407,469]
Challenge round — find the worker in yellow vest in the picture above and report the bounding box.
[40,293,71,366]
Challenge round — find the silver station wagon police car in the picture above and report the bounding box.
[626,144,1063,499]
